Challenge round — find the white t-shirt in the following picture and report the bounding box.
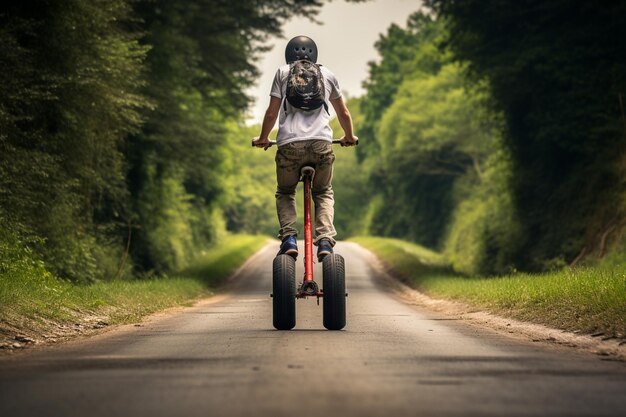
[270,64,342,146]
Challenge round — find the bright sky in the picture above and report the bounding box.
[246,0,423,122]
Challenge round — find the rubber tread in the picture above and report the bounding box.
[272,255,296,330]
[322,254,346,330]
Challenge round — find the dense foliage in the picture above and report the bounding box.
[0,0,339,281]
[347,2,626,274]
[425,0,626,270]
[355,12,510,270]
[0,0,149,281]
[3,0,624,284]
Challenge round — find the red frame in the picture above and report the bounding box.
[253,138,357,299]
[303,173,314,283]
[296,169,322,299]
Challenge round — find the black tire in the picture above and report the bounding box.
[273,254,296,330]
[322,254,346,330]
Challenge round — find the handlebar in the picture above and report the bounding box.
[251,139,358,148]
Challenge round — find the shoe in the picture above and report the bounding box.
[277,235,298,258]
[317,238,333,261]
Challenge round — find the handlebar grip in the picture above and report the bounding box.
[331,139,359,146]
[251,140,277,147]
[253,139,358,147]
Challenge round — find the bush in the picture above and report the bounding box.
[444,148,522,275]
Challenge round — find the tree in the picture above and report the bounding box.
[0,0,352,279]
[126,0,334,273]
[368,62,500,247]
[0,0,150,281]
[359,11,446,160]
[427,0,626,268]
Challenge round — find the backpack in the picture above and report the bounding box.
[284,60,329,115]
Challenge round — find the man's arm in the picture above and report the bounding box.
[252,96,282,150]
[330,96,358,146]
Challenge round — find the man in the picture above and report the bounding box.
[252,35,358,261]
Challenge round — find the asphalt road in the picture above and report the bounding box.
[1,242,626,417]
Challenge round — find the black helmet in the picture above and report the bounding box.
[285,35,318,64]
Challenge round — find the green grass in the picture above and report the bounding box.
[352,236,626,337]
[179,234,267,286]
[0,234,269,337]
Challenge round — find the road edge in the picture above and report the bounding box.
[0,240,276,358]
[349,242,626,361]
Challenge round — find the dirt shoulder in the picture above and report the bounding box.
[354,242,626,361]
[0,236,270,356]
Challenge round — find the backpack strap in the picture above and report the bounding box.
[322,101,330,115]
[283,97,330,115]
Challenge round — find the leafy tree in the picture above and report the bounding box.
[355,13,502,251]
[359,11,446,160]
[127,0,334,273]
[0,0,150,281]
[221,123,277,237]
[329,97,370,237]
[370,63,501,247]
[426,0,626,268]
[0,0,356,280]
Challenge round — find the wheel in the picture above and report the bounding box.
[322,253,346,330]
[273,254,296,330]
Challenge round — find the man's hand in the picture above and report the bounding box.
[340,135,358,147]
[252,136,271,151]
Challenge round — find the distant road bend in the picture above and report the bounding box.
[1,242,626,417]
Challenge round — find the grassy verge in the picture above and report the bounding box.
[0,234,268,345]
[351,236,626,338]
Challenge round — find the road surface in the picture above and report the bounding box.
[1,242,625,417]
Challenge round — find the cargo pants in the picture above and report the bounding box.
[275,140,337,246]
